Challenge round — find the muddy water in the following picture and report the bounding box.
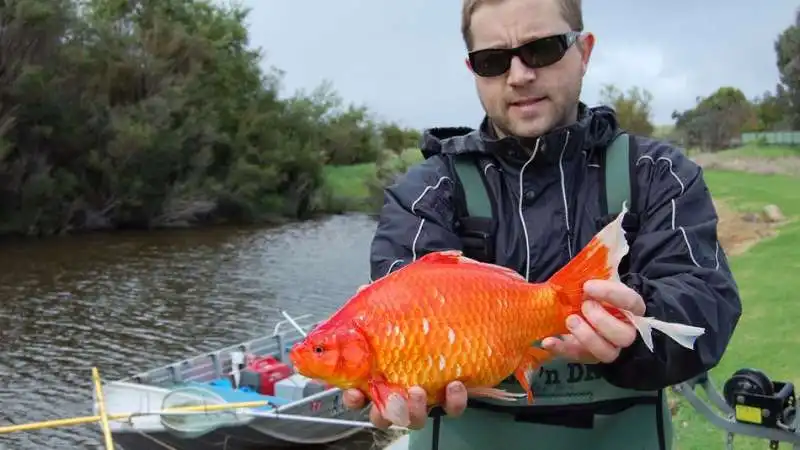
[0,214,380,449]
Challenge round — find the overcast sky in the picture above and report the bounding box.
[241,1,797,129]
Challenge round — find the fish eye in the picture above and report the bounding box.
[313,346,324,354]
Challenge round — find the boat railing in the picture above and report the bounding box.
[272,314,312,337]
[120,313,322,388]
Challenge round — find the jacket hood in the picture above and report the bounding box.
[420,103,620,167]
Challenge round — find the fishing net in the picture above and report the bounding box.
[159,386,254,439]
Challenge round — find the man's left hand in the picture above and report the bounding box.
[541,279,646,364]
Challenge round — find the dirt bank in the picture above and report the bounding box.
[714,199,784,256]
[692,154,800,177]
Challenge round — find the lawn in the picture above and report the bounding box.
[321,148,423,213]
[686,144,800,159]
[323,162,375,204]
[671,168,800,450]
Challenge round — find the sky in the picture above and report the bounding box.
[240,1,797,129]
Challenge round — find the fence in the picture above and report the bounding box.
[741,132,800,146]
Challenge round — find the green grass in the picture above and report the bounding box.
[689,144,800,158]
[321,148,424,212]
[323,162,375,203]
[671,169,800,450]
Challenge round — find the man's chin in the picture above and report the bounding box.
[507,118,553,139]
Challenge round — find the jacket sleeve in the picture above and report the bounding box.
[369,155,464,282]
[598,139,743,391]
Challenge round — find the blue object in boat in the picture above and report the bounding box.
[184,378,290,411]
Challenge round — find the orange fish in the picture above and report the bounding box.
[288,207,705,426]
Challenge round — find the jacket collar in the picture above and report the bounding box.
[422,103,620,170]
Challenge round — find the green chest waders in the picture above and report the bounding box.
[407,133,673,450]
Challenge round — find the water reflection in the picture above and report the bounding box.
[0,214,377,449]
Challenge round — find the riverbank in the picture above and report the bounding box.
[318,147,424,214]
[3,144,795,241]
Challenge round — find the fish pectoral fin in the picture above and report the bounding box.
[368,377,410,427]
[466,387,528,402]
[513,347,555,405]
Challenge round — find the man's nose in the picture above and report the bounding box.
[507,56,536,86]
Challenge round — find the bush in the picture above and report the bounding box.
[0,0,390,236]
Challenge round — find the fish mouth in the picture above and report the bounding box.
[287,344,305,371]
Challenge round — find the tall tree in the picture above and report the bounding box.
[775,7,800,128]
[672,87,756,150]
[599,84,655,137]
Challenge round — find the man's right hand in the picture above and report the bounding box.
[342,382,468,429]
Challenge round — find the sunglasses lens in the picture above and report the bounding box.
[519,36,568,69]
[470,50,511,77]
[469,34,573,77]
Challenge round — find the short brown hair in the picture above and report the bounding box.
[460,0,583,50]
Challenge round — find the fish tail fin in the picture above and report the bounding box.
[620,311,706,352]
[546,204,708,352]
[546,204,630,312]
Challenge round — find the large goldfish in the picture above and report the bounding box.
[288,207,705,427]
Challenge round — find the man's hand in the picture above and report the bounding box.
[342,382,468,430]
[541,279,645,364]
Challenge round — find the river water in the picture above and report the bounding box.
[0,213,380,449]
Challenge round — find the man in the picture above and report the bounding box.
[342,0,742,448]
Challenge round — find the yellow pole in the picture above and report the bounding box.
[0,400,273,435]
[91,367,114,450]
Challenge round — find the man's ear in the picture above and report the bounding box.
[579,32,596,75]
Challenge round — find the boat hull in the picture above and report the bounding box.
[95,314,371,448]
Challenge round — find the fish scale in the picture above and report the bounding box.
[354,262,564,403]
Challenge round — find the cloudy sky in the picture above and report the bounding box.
[241,1,796,129]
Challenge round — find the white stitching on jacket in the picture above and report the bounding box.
[558,131,573,258]
[518,139,542,281]
[637,155,715,269]
[410,176,452,262]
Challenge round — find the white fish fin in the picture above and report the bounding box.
[383,393,410,428]
[466,387,527,402]
[625,310,706,352]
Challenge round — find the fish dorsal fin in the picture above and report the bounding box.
[417,250,467,264]
[418,250,526,281]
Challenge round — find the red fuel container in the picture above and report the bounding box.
[246,356,292,396]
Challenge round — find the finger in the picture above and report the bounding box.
[560,334,600,363]
[584,280,645,315]
[566,314,619,363]
[407,386,429,429]
[369,404,393,429]
[443,381,468,417]
[582,301,637,348]
[546,334,600,363]
[541,336,575,359]
[343,389,366,409]
[564,334,600,364]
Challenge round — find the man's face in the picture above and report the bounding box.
[468,0,595,138]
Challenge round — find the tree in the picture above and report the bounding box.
[750,88,793,131]
[775,7,800,128]
[672,87,756,150]
[0,0,389,236]
[599,84,655,137]
[380,123,422,154]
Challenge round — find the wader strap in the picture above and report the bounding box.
[604,132,632,216]
[451,154,496,263]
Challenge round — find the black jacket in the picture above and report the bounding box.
[368,104,742,391]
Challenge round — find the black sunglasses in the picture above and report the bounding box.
[468,31,582,77]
